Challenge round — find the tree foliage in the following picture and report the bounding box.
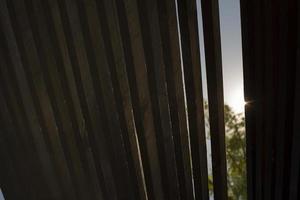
[224,105,246,199]
[205,103,246,199]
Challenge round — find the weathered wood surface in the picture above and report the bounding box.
[0,0,229,199]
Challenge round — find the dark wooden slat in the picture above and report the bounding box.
[239,0,256,199]
[240,1,299,199]
[0,129,19,200]
[273,0,294,198]
[42,0,107,199]
[0,101,22,199]
[262,0,279,199]
[24,1,99,199]
[74,0,139,198]
[0,47,33,199]
[79,0,148,199]
[200,0,228,199]
[0,86,30,199]
[252,2,265,199]
[0,47,55,199]
[51,0,119,199]
[156,0,196,198]
[177,0,209,199]
[24,2,93,200]
[102,0,149,199]
[0,1,64,198]
[288,0,300,198]
[240,1,265,199]
[114,0,158,198]
[113,0,166,199]
[38,1,104,199]
[5,1,79,199]
[136,0,181,199]
[274,1,297,197]
[289,59,300,198]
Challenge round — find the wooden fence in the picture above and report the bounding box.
[0,0,228,199]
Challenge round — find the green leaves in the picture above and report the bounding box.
[206,103,246,199]
[224,105,246,199]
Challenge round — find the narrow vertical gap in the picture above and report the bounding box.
[218,0,247,199]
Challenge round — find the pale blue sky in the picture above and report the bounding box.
[197,0,244,113]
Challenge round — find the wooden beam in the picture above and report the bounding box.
[177,0,209,199]
[200,0,228,199]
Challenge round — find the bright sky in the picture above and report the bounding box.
[197,0,244,113]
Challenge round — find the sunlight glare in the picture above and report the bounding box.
[227,87,245,113]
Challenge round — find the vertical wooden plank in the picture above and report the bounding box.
[102,0,149,199]
[43,0,107,198]
[289,56,300,198]
[273,0,294,198]
[114,0,166,199]
[0,84,30,199]
[0,1,64,198]
[38,1,104,199]
[253,2,265,199]
[136,0,181,198]
[23,0,100,199]
[240,1,266,199]
[239,0,255,199]
[0,47,31,199]
[0,98,22,199]
[288,0,300,198]
[0,132,19,200]
[74,0,139,198]
[0,47,54,199]
[112,0,157,198]
[77,0,148,199]
[200,0,228,199]
[156,0,196,198]
[25,1,85,198]
[177,0,209,199]
[50,0,119,199]
[262,0,279,199]
[4,0,78,199]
